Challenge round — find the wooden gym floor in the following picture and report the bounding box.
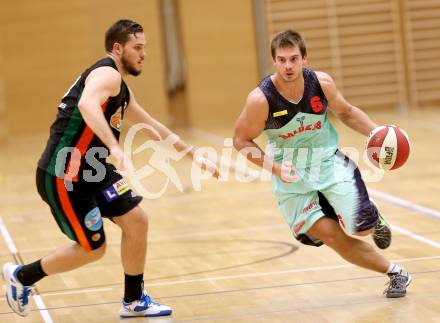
[0,109,439,322]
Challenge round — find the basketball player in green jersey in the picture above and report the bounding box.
[2,19,219,318]
[233,30,411,297]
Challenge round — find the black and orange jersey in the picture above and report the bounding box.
[38,57,130,180]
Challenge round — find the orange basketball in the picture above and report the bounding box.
[366,125,410,170]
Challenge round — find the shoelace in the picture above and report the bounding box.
[384,274,407,294]
[390,275,407,289]
[19,287,31,306]
[140,292,152,306]
[139,281,157,307]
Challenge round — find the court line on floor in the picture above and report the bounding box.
[391,225,440,248]
[35,254,440,298]
[369,189,440,221]
[2,269,439,319]
[0,216,54,323]
[5,214,440,256]
[3,223,288,255]
[142,255,440,288]
[169,292,440,322]
[367,188,440,248]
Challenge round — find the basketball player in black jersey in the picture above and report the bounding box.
[233,30,411,298]
[2,19,219,318]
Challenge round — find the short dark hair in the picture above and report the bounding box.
[105,19,144,52]
[270,30,307,59]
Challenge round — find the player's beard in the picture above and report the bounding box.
[121,54,142,76]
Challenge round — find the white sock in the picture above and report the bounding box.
[386,263,402,274]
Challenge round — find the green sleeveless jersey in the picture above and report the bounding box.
[38,57,130,180]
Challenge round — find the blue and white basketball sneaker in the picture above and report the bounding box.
[2,262,33,316]
[119,291,172,318]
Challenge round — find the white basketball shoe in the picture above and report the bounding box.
[2,262,34,316]
[119,291,172,318]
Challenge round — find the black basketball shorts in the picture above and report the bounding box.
[36,163,142,251]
